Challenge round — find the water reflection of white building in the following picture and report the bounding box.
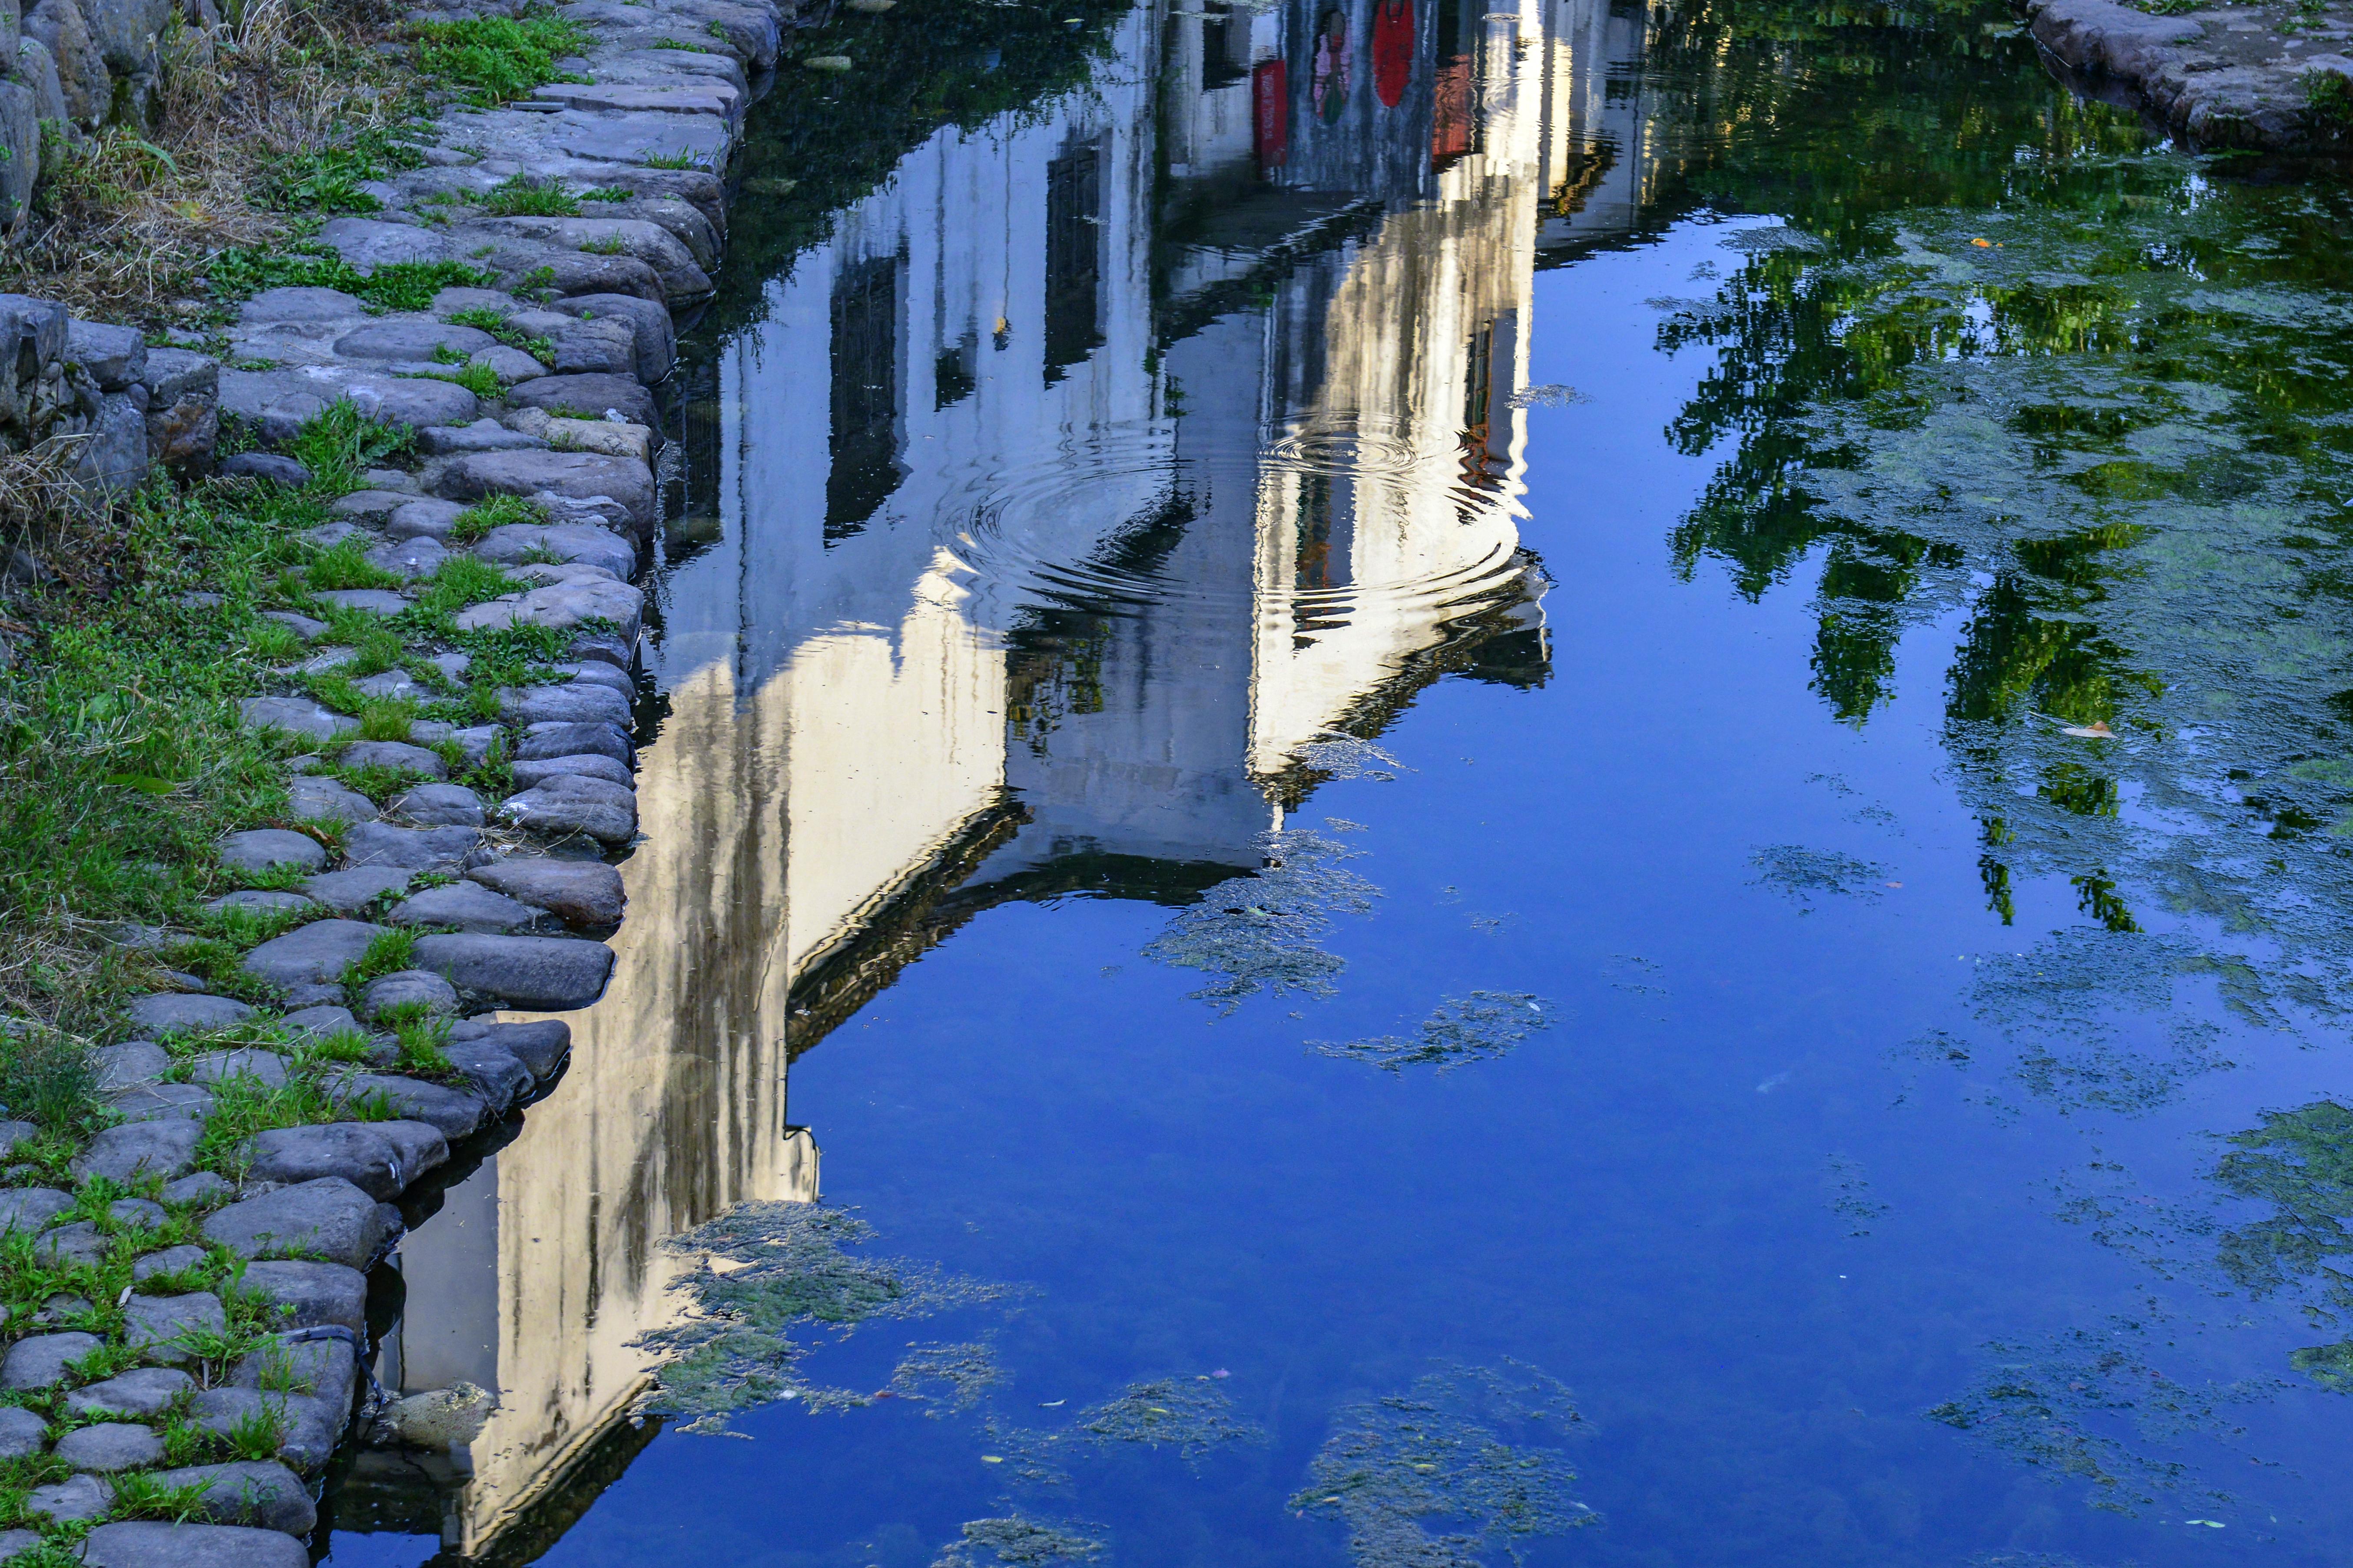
[356,0,1652,1557]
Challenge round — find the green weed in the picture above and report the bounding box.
[287,402,414,498]
[474,174,580,217]
[409,360,504,400]
[206,247,497,314]
[413,12,593,106]
[223,1401,288,1462]
[448,493,548,544]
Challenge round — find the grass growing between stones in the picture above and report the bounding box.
[412,11,593,106]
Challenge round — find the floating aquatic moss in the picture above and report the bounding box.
[1925,1320,2268,1512]
[1507,384,1590,408]
[2287,1340,2353,1394]
[1965,930,2238,1115]
[1290,1363,1593,1568]
[1142,830,1379,1011]
[1823,1154,1888,1235]
[633,1203,1010,1433]
[1293,733,1411,781]
[932,1515,1104,1567]
[1747,844,1886,906]
[1311,992,1554,1074]
[892,1342,1007,1415]
[2210,1100,2353,1317]
[988,1374,1267,1487]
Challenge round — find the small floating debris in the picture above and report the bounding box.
[741,176,798,195]
[805,54,853,69]
[2061,720,2115,738]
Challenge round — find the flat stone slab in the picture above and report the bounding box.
[25,1472,111,1522]
[498,775,637,844]
[243,1121,435,1200]
[467,857,624,926]
[506,372,660,428]
[391,881,543,933]
[108,1083,215,1123]
[66,1366,195,1419]
[124,992,255,1035]
[447,1018,571,1078]
[239,696,356,741]
[472,522,636,579]
[386,496,471,539]
[204,889,317,916]
[442,1042,533,1111]
[219,829,327,874]
[339,739,448,778]
[130,1246,209,1285]
[430,448,656,533]
[1,1330,101,1389]
[241,919,387,987]
[513,721,631,764]
[337,1074,486,1140]
[508,753,634,791]
[93,1041,169,1090]
[279,1003,361,1039]
[362,969,461,1018]
[302,867,417,915]
[149,1461,318,1535]
[186,1049,289,1088]
[313,589,412,616]
[0,1406,46,1458]
[190,1386,345,1473]
[163,1173,234,1207]
[500,680,633,728]
[122,1291,224,1366]
[56,1421,165,1472]
[72,1119,200,1183]
[387,783,484,827]
[411,932,615,1010]
[84,1521,311,1568]
[35,1221,108,1267]
[287,774,378,824]
[240,1260,368,1333]
[342,822,481,872]
[202,1178,401,1269]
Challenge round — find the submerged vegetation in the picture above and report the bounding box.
[1312,992,1555,1073]
[1141,830,1379,1010]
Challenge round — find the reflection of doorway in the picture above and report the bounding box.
[1044,137,1105,384]
[826,252,905,541]
[1429,0,1478,165]
[1200,1,1250,90]
[1460,319,1500,491]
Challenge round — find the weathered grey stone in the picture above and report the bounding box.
[350,669,428,704]
[219,827,328,875]
[73,1118,199,1182]
[287,773,378,824]
[109,1197,165,1229]
[0,1330,99,1388]
[12,36,66,135]
[387,782,484,827]
[66,317,145,389]
[140,345,217,404]
[23,1471,109,1522]
[238,695,355,742]
[384,496,470,541]
[389,880,541,933]
[23,0,102,126]
[204,889,317,916]
[143,1461,316,1534]
[146,390,222,474]
[159,1171,233,1207]
[361,968,460,1018]
[431,447,656,533]
[240,917,385,987]
[453,576,645,638]
[414,418,540,457]
[439,1041,532,1111]
[0,1193,62,1241]
[506,370,657,429]
[554,659,636,696]
[107,1082,213,1124]
[342,821,480,872]
[240,286,363,324]
[129,1245,206,1284]
[500,680,633,728]
[81,0,166,73]
[335,1073,485,1138]
[327,488,408,521]
[333,320,497,362]
[499,774,636,844]
[202,1178,400,1269]
[471,522,636,579]
[544,313,636,376]
[124,992,253,1034]
[363,536,447,582]
[0,80,39,232]
[188,1385,343,1473]
[446,1017,570,1078]
[66,1366,193,1419]
[464,857,623,932]
[186,1048,288,1088]
[220,451,310,486]
[301,866,415,915]
[260,610,328,641]
[76,390,149,495]
[0,1406,45,1459]
[33,1219,104,1266]
[240,1259,367,1333]
[93,1040,169,1090]
[409,931,613,1010]
[242,1121,441,1201]
[83,1521,311,1568]
[507,752,634,791]
[56,1422,163,1472]
[339,738,447,778]
[278,1003,360,1039]
[316,214,453,271]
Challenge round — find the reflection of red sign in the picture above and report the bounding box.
[1430,55,1471,164]
[1372,0,1414,108]
[1253,59,1288,169]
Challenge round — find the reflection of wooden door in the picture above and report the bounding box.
[1372,0,1414,107]
[1430,55,1472,164]
[1459,320,1498,491]
[826,252,904,541]
[1043,140,1104,385]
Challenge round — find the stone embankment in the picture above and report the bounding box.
[0,0,793,1562]
[2022,0,2353,150]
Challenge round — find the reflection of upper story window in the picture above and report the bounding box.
[1200,3,1249,91]
[826,251,906,542]
[1043,139,1105,387]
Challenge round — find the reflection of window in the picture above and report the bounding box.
[827,252,904,543]
[1043,140,1104,386]
[935,330,978,410]
[1429,0,1480,167]
[1459,321,1501,493]
[1200,2,1249,90]
[1294,472,1350,592]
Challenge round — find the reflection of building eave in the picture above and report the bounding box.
[1256,545,1552,810]
[1152,195,1387,350]
[453,1407,666,1568]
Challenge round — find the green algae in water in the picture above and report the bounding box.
[1747,844,1887,906]
[1142,830,1379,1012]
[1925,1319,2271,1512]
[2211,1100,2353,1324]
[892,1341,1007,1415]
[985,1374,1268,1488]
[1823,1153,1889,1235]
[633,1203,1011,1433]
[1293,732,1411,781]
[1290,1363,1593,1567]
[932,1516,1104,1567]
[1311,992,1554,1074]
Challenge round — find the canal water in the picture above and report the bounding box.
[326,0,2353,1563]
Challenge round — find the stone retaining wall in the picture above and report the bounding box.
[2022,0,2353,151]
[0,0,796,1561]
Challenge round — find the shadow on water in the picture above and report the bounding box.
[322,0,2353,1559]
